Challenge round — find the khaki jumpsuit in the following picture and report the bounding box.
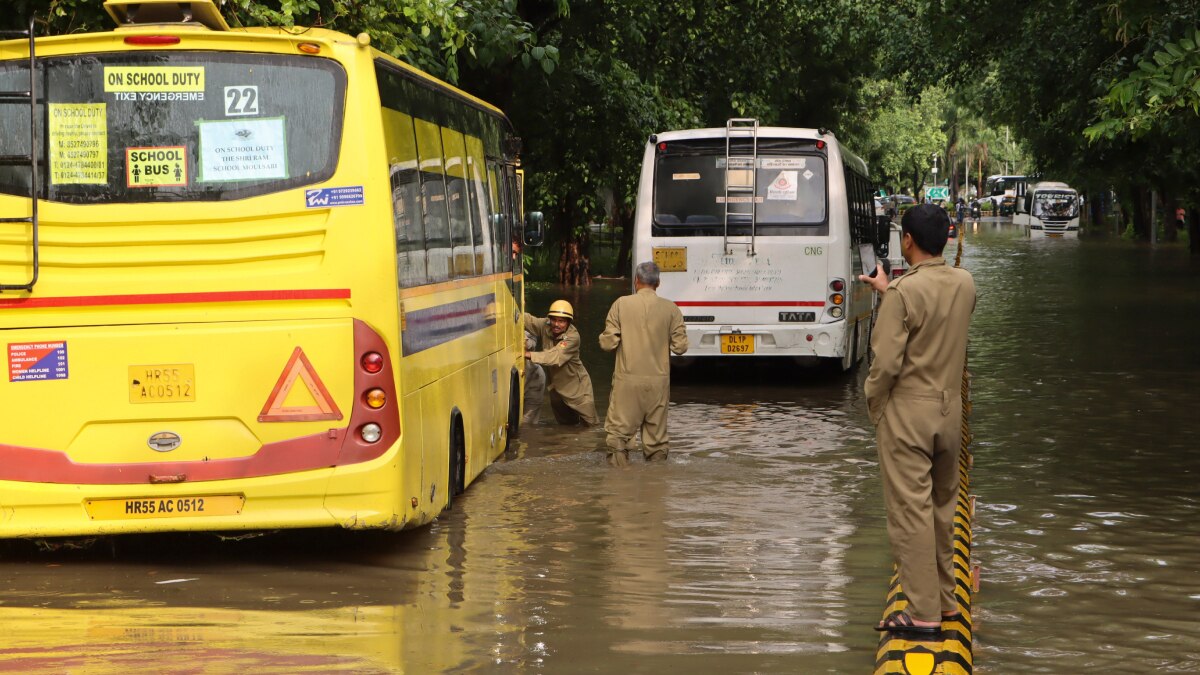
[523,314,599,426]
[865,257,976,623]
[598,287,688,464]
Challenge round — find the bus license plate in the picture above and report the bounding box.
[720,334,755,354]
[129,364,195,403]
[1047,233,1063,238]
[84,495,245,520]
[652,247,687,272]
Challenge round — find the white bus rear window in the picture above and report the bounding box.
[0,52,345,202]
[653,144,827,237]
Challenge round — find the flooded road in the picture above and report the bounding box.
[3,222,1200,673]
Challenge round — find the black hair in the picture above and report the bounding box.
[901,203,950,256]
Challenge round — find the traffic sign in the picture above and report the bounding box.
[926,186,950,200]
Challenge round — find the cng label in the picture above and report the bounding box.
[126,146,187,187]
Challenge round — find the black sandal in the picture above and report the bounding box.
[874,610,942,634]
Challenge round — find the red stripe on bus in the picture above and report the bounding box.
[674,301,825,307]
[0,428,382,485]
[0,289,352,309]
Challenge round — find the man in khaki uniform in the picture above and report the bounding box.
[524,300,598,426]
[598,262,689,465]
[860,204,976,635]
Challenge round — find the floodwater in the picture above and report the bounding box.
[3,220,1200,673]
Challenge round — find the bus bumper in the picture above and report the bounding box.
[677,322,850,358]
[0,443,416,539]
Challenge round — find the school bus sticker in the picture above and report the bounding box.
[47,103,107,185]
[103,66,205,99]
[126,146,187,187]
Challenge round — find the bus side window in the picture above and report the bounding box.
[391,164,427,288]
[442,128,476,278]
[416,120,451,284]
[488,162,512,273]
[466,151,493,275]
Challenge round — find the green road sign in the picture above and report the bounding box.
[926,186,950,200]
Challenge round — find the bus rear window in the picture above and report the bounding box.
[0,51,345,203]
[653,145,827,237]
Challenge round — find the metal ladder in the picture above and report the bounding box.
[0,17,39,292]
[723,118,758,256]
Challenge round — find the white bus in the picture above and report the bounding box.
[631,120,882,370]
[984,174,1027,215]
[1015,181,1080,238]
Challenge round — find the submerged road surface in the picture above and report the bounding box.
[2,222,1199,673]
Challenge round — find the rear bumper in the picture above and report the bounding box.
[0,441,417,538]
[677,321,849,358]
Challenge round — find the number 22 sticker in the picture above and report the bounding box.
[224,85,259,116]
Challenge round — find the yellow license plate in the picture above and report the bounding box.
[652,247,687,272]
[720,334,755,354]
[129,364,195,403]
[84,495,245,520]
[1047,233,1063,238]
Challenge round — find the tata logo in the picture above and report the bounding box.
[147,431,182,452]
[779,311,815,322]
[305,189,331,207]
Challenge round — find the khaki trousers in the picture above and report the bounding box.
[604,376,670,466]
[550,390,598,426]
[876,394,961,622]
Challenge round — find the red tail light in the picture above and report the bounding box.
[124,36,181,45]
[361,352,384,373]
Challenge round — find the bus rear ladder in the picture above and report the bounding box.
[0,17,39,292]
[723,118,758,256]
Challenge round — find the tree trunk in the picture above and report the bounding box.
[613,202,634,276]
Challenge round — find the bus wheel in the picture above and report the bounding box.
[448,414,466,507]
[505,373,520,454]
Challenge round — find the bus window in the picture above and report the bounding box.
[0,52,345,202]
[488,162,512,273]
[465,145,493,275]
[442,128,475,278]
[652,140,827,236]
[416,119,451,283]
[381,108,427,287]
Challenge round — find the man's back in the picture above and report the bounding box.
[600,288,687,379]
[865,257,975,416]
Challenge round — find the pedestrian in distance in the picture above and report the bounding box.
[598,262,689,466]
[524,300,599,426]
[858,204,977,637]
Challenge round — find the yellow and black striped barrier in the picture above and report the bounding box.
[873,236,976,675]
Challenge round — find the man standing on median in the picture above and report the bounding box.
[859,203,976,636]
[598,261,689,466]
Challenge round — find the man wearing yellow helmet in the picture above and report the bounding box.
[523,299,599,426]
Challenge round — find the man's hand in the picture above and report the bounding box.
[525,351,532,359]
[858,263,889,293]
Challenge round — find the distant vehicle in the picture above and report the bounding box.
[633,119,884,370]
[874,196,896,226]
[1014,181,1080,238]
[885,223,909,280]
[892,194,917,210]
[984,174,1028,216]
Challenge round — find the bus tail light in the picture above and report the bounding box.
[360,423,382,443]
[829,279,845,292]
[829,306,844,319]
[124,36,181,45]
[365,388,387,409]
[361,352,384,373]
[297,42,321,54]
[830,293,844,305]
[340,320,401,463]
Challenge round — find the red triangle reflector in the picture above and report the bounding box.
[258,347,343,422]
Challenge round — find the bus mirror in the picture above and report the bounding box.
[524,211,545,246]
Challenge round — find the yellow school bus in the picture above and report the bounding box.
[0,0,540,537]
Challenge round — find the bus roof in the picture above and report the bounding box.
[0,12,508,124]
[650,126,868,175]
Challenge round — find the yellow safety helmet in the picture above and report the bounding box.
[547,300,574,320]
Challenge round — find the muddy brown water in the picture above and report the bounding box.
[2,221,1200,673]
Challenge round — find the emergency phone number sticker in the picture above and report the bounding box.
[8,341,69,382]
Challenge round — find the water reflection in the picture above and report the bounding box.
[2,225,1200,672]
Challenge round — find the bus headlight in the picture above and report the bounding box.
[360,423,382,443]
